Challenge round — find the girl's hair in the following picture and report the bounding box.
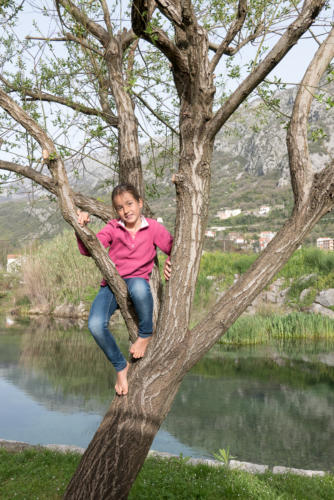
[111,183,141,205]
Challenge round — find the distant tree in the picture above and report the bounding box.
[0,1,334,498]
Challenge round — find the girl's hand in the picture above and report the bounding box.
[164,259,171,281]
[77,210,90,227]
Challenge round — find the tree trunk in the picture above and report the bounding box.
[64,158,334,500]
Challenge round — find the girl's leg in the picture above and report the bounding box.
[125,278,153,358]
[88,285,127,372]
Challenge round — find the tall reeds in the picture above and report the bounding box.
[22,229,102,308]
[221,312,334,345]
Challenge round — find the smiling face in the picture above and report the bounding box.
[113,191,143,229]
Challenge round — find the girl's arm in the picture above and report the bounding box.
[153,220,173,280]
[76,211,114,256]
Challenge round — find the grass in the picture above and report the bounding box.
[221,312,334,345]
[0,449,333,500]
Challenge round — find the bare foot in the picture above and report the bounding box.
[115,362,130,396]
[129,337,151,359]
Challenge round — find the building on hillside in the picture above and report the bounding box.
[7,254,23,272]
[259,231,276,251]
[205,229,216,238]
[257,205,271,216]
[227,232,245,243]
[317,237,334,251]
[216,208,241,220]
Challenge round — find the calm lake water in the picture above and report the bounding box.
[1,314,334,470]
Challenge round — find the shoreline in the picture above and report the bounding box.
[0,439,328,477]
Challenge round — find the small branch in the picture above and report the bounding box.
[210,0,247,71]
[0,75,118,127]
[0,159,114,222]
[99,0,113,38]
[26,34,104,57]
[134,91,179,135]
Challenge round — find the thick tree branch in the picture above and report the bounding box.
[56,0,109,46]
[207,0,326,140]
[156,0,182,27]
[185,20,334,370]
[0,89,55,154]
[120,29,138,52]
[287,26,334,205]
[0,159,114,222]
[131,0,188,73]
[209,0,247,71]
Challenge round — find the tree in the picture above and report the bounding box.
[0,0,334,498]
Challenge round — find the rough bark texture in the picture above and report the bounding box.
[0,1,332,499]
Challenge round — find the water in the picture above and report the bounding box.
[1,315,334,470]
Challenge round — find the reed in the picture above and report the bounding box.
[221,312,334,345]
[22,228,102,308]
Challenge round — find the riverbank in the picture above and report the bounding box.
[1,442,333,500]
[3,236,334,325]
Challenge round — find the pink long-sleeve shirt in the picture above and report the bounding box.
[77,217,173,284]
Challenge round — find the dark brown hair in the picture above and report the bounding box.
[111,183,141,206]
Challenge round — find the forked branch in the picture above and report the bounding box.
[207,0,326,140]
[209,0,247,71]
[187,21,334,370]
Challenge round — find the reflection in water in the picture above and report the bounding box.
[1,316,334,469]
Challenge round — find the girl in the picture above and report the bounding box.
[76,184,173,396]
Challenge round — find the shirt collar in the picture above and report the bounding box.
[117,216,149,229]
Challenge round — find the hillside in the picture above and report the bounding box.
[1,80,334,252]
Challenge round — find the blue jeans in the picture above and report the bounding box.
[88,278,153,371]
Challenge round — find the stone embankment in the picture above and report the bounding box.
[0,439,327,477]
[24,275,334,320]
[28,301,88,319]
[243,277,334,318]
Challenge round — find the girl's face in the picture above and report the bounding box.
[113,191,143,228]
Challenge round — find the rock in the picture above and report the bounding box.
[229,460,268,474]
[272,466,325,477]
[52,302,87,318]
[315,289,334,307]
[28,304,50,315]
[45,444,85,455]
[298,273,318,284]
[300,288,311,301]
[308,303,334,318]
[53,303,77,318]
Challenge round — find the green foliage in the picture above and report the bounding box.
[221,312,334,345]
[214,447,236,467]
[1,449,334,500]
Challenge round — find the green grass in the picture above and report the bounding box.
[221,312,334,345]
[0,449,333,500]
